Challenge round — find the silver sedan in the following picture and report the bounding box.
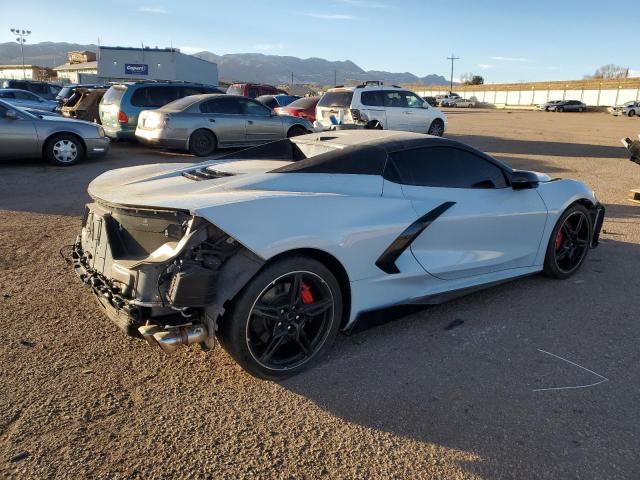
[135,94,314,156]
[0,99,109,166]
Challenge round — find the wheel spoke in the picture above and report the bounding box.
[573,215,585,237]
[296,329,312,354]
[298,298,333,317]
[253,303,282,322]
[288,272,303,307]
[556,247,569,260]
[259,334,286,363]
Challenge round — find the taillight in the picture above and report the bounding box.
[117,110,129,124]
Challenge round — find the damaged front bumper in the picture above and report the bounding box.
[70,201,264,353]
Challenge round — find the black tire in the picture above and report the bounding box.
[365,120,383,130]
[44,133,85,166]
[189,129,217,157]
[219,255,342,380]
[628,109,636,117]
[578,107,584,112]
[543,203,592,279]
[427,119,445,136]
[557,107,564,112]
[287,125,307,138]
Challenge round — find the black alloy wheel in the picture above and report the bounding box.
[219,256,342,379]
[543,204,592,279]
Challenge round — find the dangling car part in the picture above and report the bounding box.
[69,130,604,379]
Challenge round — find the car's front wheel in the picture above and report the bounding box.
[427,118,445,136]
[219,256,342,379]
[189,129,217,157]
[44,133,85,166]
[628,109,636,117]
[543,203,592,279]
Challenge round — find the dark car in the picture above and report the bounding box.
[255,94,301,110]
[548,100,587,112]
[98,81,225,140]
[227,83,287,99]
[273,96,320,122]
[422,96,437,107]
[2,79,61,100]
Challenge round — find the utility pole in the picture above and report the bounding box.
[447,53,459,94]
[334,69,337,86]
[11,28,31,79]
[291,71,294,91]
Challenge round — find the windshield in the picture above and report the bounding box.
[101,85,127,105]
[317,91,353,108]
[162,95,203,111]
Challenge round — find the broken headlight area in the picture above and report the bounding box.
[71,202,264,354]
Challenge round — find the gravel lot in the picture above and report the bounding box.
[1,110,639,479]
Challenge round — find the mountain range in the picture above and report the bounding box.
[0,41,449,86]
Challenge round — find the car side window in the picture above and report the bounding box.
[386,146,508,189]
[201,97,242,114]
[403,92,424,108]
[248,86,259,98]
[360,90,385,107]
[0,91,15,99]
[240,98,272,116]
[14,91,37,100]
[0,103,7,118]
[384,91,408,108]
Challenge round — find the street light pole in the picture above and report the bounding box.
[447,53,459,94]
[10,28,31,79]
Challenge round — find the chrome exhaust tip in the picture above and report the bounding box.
[138,324,208,354]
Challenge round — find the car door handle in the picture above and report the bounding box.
[247,120,254,125]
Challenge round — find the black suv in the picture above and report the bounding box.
[1,79,62,100]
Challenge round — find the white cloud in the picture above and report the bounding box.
[478,64,495,70]
[490,56,532,62]
[253,43,285,52]
[138,6,168,14]
[335,0,387,7]
[179,46,208,54]
[302,13,357,20]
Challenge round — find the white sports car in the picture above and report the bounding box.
[70,131,605,379]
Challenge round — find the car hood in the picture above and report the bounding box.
[41,115,97,127]
[88,158,383,214]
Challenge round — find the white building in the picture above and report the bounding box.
[53,61,98,84]
[0,65,56,80]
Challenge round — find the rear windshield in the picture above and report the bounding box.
[102,85,127,105]
[227,85,242,95]
[162,95,202,111]
[286,97,319,109]
[318,91,353,108]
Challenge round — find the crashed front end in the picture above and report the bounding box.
[71,200,264,353]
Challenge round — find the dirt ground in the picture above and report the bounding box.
[1,110,640,479]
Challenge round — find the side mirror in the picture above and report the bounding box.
[5,110,18,120]
[511,170,539,190]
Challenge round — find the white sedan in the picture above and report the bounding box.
[452,98,476,108]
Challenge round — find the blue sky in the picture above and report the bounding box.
[2,0,638,83]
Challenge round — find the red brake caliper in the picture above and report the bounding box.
[555,230,564,251]
[301,282,314,305]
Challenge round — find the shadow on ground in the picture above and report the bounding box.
[282,238,640,479]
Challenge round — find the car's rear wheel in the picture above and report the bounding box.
[427,119,445,136]
[287,125,307,138]
[45,133,85,166]
[365,120,383,130]
[628,109,636,117]
[543,204,592,279]
[219,256,342,380]
[189,129,217,157]
[557,107,564,112]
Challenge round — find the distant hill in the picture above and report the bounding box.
[0,41,449,86]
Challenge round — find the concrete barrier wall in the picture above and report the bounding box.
[409,78,640,107]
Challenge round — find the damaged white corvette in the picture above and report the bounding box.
[71,130,604,379]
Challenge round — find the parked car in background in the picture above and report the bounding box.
[422,96,437,107]
[56,84,109,109]
[440,96,463,107]
[62,88,107,123]
[610,101,640,117]
[452,98,476,108]
[227,83,287,98]
[99,81,225,140]
[315,82,447,136]
[2,79,61,100]
[0,99,109,166]
[548,100,586,112]
[135,94,313,156]
[536,100,563,111]
[256,94,301,110]
[435,93,460,106]
[274,96,320,122]
[0,89,57,112]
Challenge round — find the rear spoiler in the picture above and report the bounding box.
[621,136,640,166]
